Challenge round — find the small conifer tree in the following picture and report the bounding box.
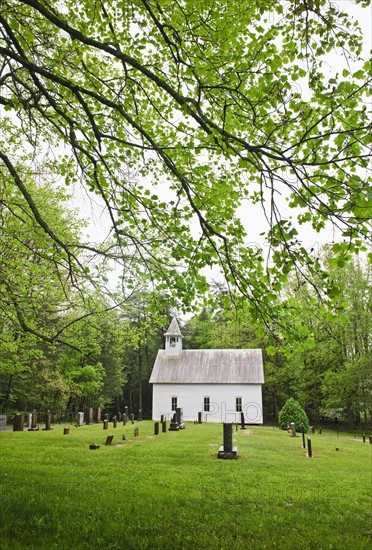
[278,398,309,433]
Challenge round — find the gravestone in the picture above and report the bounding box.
[103,419,109,430]
[87,408,94,425]
[77,412,84,427]
[89,443,100,450]
[240,412,246,429]
[63,427,69,435]
[28,409,39,431]
[176,407,185,430]
[307,437,312,457]
[160,414,165,424]
[138,409,142,421]
[123,413,127,426]
[218,423,238,459]
[301,422,306,448]
[13,413,24,432]
[0,414,7,431]
[124,406,128,418]
[154,422,159,436]
[94,408,102,423]
[162,420,167,433]
[197,411,202,424]
[290,422,297,437]
[118,412,122,422]
[168,413,180,431]
[43,410,52,431]
[134,427,139,437]
[112,415,117,428]
[131,413,135,424]
[28,413,32,429]
[105,435,114,445]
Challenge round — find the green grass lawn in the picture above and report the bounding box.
[0,422,371,549]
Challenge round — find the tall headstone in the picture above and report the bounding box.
[87,408,94,425]
[43,410,52,431]
[169,412,180,431]
[112,415,117,428]
[123,413,127,426]
[197,411,202,424]
[160,414,165,424]
[134,427,139,437]
[218,423,238,459]
[13,413,24,432]
[94,408,102,423]
[28,409,39,431]
[176,407,185,430]
[124,406,128,418]
[154,421,159,436]
[240,412,246,430]
[290,422,297,437]
[130,413,135,424]
[138,409,142,421]
[77,412,84,427]
[103,419,109,430]
[162,420,167,433]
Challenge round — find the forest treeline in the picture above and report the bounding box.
[0,176,370,426]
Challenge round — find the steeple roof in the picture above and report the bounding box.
[164,317,182,337]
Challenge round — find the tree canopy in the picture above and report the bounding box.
[0,0,371,346]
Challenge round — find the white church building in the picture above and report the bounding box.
[149,318,264,423]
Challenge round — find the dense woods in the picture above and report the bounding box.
[0,1,371,426]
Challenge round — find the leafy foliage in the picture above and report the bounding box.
[0,0,370,346]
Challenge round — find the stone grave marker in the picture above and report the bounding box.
[43,410,52,431]
[162,420,167,433]
[138,409,142,421]
[28,409,39,431]
[301,422,306,448]
[89,443,100,450]
[169,412,179,431]
[103,419,109,430]
[176,407,185,429]
[77,412,84,427]
[160,414,165,424]
[124,406,128,418]
[134,427,139,437]
[154,422,159,436]
[112,415,117,428]
[118,412,122,422]
[198,411,202,424]
[240,412,246,429]
[0,414,7,431]
[131,413,135,424]
[218,423,238,459]
[307,437,313,457]
[13,413,24,432]
[63,427,69,435]
[87,408,94,425]
[94,408,102,423]
[123,413,127,426]
[290,422,297,437]
[105,434,114,445]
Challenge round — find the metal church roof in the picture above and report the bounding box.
[149,349,264,384]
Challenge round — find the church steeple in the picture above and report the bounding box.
[164,317,183,356]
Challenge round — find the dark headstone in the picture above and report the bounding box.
[369,435,372,444]
[318,427,322,434]
[301,423,306,449]
[162,420,167,433]
[218,423,238,459]
[134,427,139,437]
[43,410,52,431]
[63,427,69,435]
[176,407,185,429]
[160,414,165,423]
[89,444,100,450]
[118,412,122,422]
[131,414,135,424]
[198,411,202,424]
[138,409,142,421]
[240,412,246,429]
[112,415,117,428]
[123,413,127,426]
[362,434,366,443]
[105,435,114,445]
[154,422,159,436]
[307,437,312,457]
[310,425,315,434]
[169,413,179,431]
[13,413,24,432]
[103,419,109,430]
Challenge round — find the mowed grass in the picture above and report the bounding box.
[0,422,371,549]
